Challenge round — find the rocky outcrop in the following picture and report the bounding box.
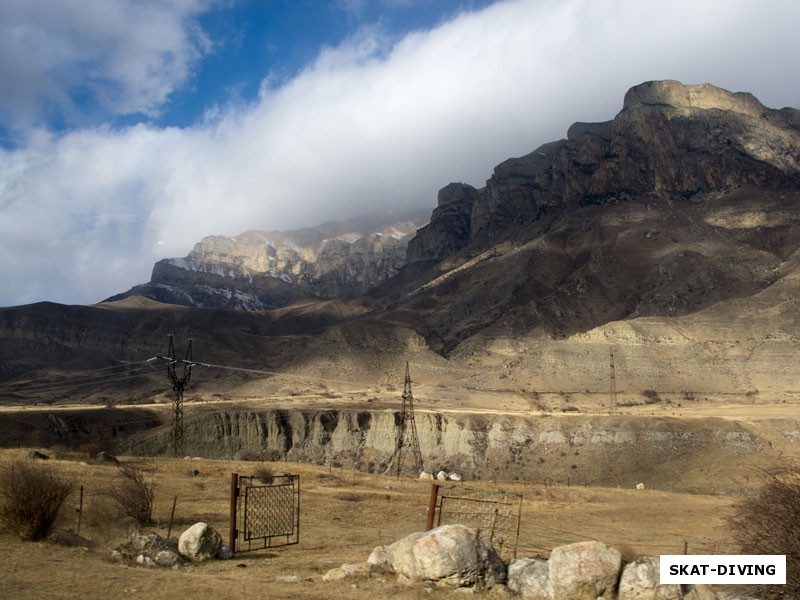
[387,81,800,352]
[110,213,428,310]
[406,183,479,262]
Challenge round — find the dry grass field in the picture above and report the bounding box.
[0,447,741,600]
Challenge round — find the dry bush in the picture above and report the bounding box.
[728,465,800,599]
[253,464,274,483]
[0,459,74,541]
[84,495,122,544]
[102,463,156,526]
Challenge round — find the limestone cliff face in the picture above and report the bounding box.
[120,407,769,494]
[111,214,428,310]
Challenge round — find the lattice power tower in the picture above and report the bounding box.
[150,335,197,457]
[392,361,424,478]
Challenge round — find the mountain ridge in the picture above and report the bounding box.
[2,80,800,403]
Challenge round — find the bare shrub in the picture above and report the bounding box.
[0,460,74,541]
[103,464,156,526]
[253,465,274,483]
[728,465,800,599]
[640,389,661,404]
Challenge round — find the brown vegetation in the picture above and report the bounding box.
[0,459,73,541]
[729,465,800,599]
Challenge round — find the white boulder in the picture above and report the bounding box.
[178,522,222,562]
[547,541,621,600]
[618,555,682,600]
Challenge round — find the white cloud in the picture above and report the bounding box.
[2,0,800,306]
[0,0,214,132]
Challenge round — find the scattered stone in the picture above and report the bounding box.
[436,471,448,481]
[419,471,434,480]
[448,472,463,482]
[178,522,222,562]
[322,562,374,582]
[112,532,184,568]
[636,482,646,490]
[155,550,180,568]
[136,554,156,567]
[216,543,233,560]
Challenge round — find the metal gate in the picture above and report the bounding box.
[427,483,522,561]
[229,472,300,553]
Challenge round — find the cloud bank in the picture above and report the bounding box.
[2,0,800,306]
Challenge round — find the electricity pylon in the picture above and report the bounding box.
[150,335,196,457]
[393,361,423,478]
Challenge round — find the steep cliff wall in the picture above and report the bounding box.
[120,407,785,493]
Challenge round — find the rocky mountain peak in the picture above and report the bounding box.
[621,79,766,116]
[109,212,429,310]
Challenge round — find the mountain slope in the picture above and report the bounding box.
[375,80,800,353]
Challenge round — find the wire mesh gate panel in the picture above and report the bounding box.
[435,487,522,561]
[231,473,300,552]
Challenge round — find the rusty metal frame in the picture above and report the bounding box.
[229,472,300,553]
[433,485,522,561]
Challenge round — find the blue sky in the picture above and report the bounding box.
[1,0,800,307]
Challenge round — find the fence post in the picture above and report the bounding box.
[167,495,178,539]
[229,473,239,554]
[76,485,84,535]
[425,482,440,531]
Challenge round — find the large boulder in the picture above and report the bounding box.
[547,541,621,600]
[618,555,682,600]
[507,557,549,599]
[380,524,506,588]
[178,522,222,562]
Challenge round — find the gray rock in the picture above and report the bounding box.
[507,558,549,599]
[547,541,621,600]
[618,555,682,600]
[155,549,180,568]
[385,524,506,588]
[322,562,373,582]
[178,522,222,562]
